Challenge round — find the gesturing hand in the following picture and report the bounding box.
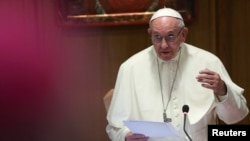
[196,68,227,96]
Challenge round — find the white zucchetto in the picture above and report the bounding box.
[150,8,183,23]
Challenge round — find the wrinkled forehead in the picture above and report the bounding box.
[151,17,180,32]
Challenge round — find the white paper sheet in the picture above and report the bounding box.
[123,120,180,138]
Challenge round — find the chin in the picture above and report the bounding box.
[160,54,172,61]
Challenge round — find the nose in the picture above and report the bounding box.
[160,38,169,49]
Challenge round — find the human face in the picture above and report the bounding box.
[149,17,185,61]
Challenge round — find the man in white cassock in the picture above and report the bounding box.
[105,8,249,141]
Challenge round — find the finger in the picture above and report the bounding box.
[196,74,214,81]
[202,78,216,84]
[131,133,147,138]
[201,83,214,89]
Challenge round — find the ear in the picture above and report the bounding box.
[147,28,152,35]
[181,27,189,42]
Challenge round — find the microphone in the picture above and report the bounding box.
[182,105,192,141]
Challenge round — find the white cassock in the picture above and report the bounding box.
[106,43,249,141]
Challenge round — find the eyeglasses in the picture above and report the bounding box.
[152,27,184,43]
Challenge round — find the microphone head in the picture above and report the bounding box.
[182,105,189,113]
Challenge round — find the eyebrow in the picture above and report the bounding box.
[152,29,178,35]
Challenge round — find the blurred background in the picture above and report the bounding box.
[0,0,249,141]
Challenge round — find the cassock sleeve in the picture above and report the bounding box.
[215,59,249,124]
[106,63,133,141]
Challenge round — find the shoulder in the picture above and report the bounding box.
[121,46,155,68]
[181,43,221,62]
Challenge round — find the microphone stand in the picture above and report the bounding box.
[183,113,192,141]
